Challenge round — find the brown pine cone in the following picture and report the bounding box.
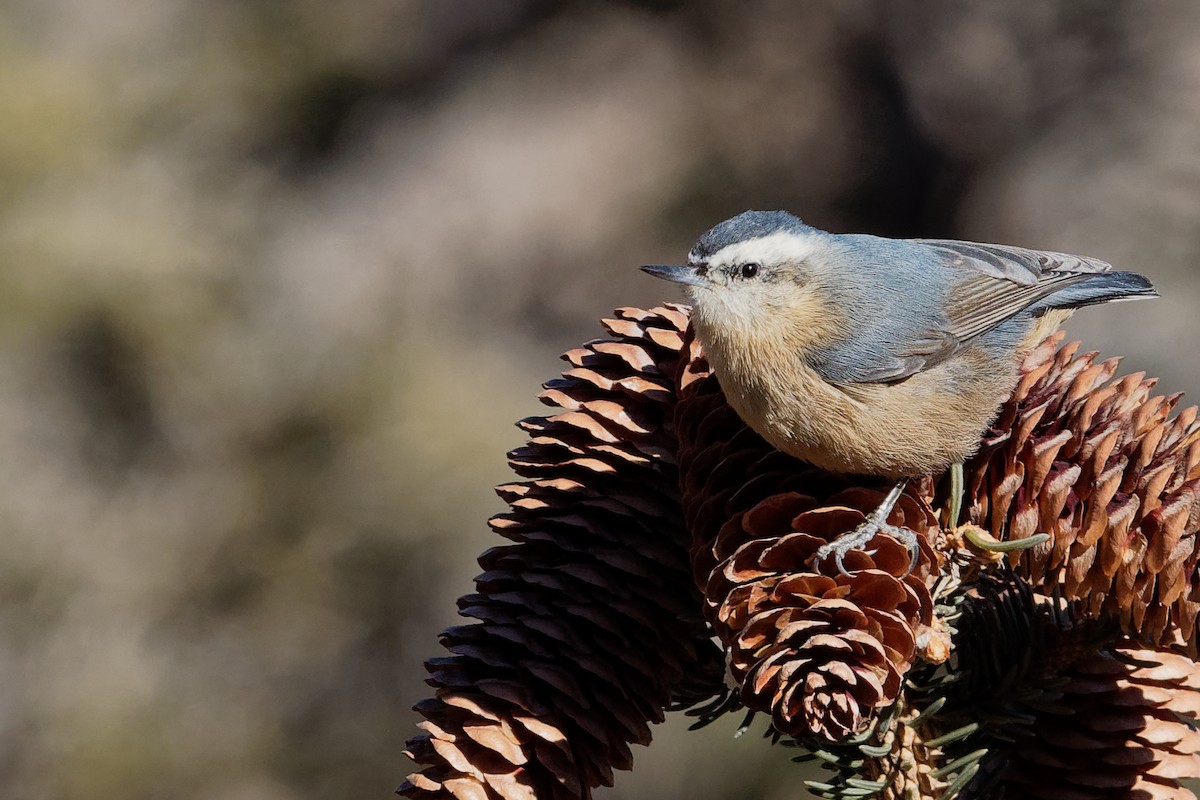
[967,333,1200,650]
[994,642,1200,799]
[402,305,1200,800]
[400,306,724,800]
[909,568,1200,800]
[716,490,938,740]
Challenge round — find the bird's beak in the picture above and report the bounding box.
[639,264,707,286]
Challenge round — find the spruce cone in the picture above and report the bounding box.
[714,490,938,740]
[995,642,1200,800]
[675,332,943,742]
[966,333,1200,650]
[403,305,1200,800]
[906,568,1200,800]
[400,305,724,800]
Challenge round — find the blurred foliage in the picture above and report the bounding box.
[0,1,1198,798]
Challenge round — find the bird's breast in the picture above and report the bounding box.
[700,331,1020,479]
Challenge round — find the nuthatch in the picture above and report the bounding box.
[642,210,1156,572]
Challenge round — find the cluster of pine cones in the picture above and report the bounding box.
[400,305,1200,800]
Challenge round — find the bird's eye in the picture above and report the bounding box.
[739,262,760,279]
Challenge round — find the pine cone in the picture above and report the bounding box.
[906,568,1200,800]
[400,306,724,800]
[675,332,943,742]
[402,306,1200,800]
[717,490,938,740]
[994,643,1200,800]
[967,333,1200,650]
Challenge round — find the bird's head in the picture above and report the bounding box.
[641,211,834,344]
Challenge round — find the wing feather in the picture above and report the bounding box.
[921,240,1112,345]
[917,239,1112,285]
[818,239,1116,386]
[942,271,1091,341]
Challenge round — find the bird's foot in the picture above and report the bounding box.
[813,481,919,576]
[814,519,920,577]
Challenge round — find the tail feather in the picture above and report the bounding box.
[1035,270,1157,312]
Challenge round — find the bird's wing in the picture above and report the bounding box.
[817,241,1111,385]
[937,269,1095,342]
[916,240,1112,285]
[920,240,1110,343]
[825,328,964,384]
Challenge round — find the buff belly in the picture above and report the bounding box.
[691,295,1065,480]
[710,343,1025,480]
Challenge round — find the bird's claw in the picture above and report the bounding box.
[812,481,920,577]
[814,520,920,577]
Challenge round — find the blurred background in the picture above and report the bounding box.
[3,1,1200,798]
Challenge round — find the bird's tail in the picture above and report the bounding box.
[1035,270,1158,312]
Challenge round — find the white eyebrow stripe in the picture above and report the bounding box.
[703,230,824,268]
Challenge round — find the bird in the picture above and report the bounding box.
[641,210,1157,573]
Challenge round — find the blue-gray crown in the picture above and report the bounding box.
[690,210,817,261]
